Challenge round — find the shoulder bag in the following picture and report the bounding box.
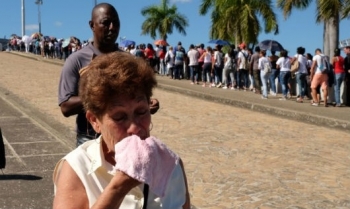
[290,55,300,73]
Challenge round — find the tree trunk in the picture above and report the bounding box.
[323,16,339,58]
[323,22,329,56]
[328,16,339,59]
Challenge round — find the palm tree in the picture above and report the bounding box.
[199,0,279,46]
[141,0,189,41]
[277,0,350,57]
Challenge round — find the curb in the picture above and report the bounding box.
[157,83,350,133]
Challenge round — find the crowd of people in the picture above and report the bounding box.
[8,30,350,107]
[120,41,350,107]
[7,35,87,60]
[7,30,350,107]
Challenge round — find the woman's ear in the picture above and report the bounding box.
[86,111,101,133]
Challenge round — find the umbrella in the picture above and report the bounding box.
[0,128,6,170]
[154,39,168,46]
[61,38,71,48]
[258,39,284,52]
[120,40,135,48]
[22,35,32,44]
[208,39,230,46]
[10,34,17,39]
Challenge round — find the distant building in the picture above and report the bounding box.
[339,38,350,49]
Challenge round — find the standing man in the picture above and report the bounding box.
[174,45,185,80]
[58,3,159,147]
[344,46,350,106]
[187,44,200,84]
[250,46,261,94]
[310,48,329,107]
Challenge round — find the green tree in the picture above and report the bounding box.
[141,0,189,41]
[277,0,350,57]
[199,0,279,46]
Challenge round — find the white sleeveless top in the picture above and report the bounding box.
[53,138,187,208]
[204,53,212,63]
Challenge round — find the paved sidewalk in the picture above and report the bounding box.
[8,51,350,133]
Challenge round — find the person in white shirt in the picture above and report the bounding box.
[199,46,213,87]
[276,50,292,100]
[187,44,200,84]
[213,44,224,87]
[291,47,308,103]
[237,43,249,90]
[258,50,271,99]
[129,44,136,55]
[310,48,329,107]
[222,45,236,89]
[165,46,175,79]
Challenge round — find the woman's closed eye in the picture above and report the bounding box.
[112,113,127,122]
[136,109,149,116]
[112,109,148,122]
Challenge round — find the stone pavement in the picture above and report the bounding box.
[0,51,349,209]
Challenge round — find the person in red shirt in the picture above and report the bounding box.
[197,44,205,81]
[159,46,166,75]
[332,48,345,107]
[144,43,156,71]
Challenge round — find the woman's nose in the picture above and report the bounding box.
[126,120,141,135]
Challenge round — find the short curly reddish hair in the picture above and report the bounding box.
[79,51,157,118]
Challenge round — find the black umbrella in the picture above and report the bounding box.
[258,39,284,52]
[208,39,230,46]
[0,128,5,170]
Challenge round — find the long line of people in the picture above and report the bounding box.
[123,42,350,107]
[9,34,349,107]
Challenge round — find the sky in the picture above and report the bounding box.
[1,0,350,56]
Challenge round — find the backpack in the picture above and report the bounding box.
[229,53,237,71]
[165,52,171,63]
[290,55,300,73]
[215,52,224,68]
[319,55,329,74]
[263,61,271,73]
[239,51,249,70]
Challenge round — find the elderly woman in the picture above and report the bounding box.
[53,52,190,209]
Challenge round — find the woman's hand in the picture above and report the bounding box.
[92,171,141,209]
[150,98,160,114]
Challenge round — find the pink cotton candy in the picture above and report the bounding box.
[113,135,179,197]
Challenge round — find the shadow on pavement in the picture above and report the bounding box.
[0,173,42,181]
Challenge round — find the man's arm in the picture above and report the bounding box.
[58,56,84,117]
[60,96,84,117]
[310,60,317,81]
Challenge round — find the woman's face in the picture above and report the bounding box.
[88,94,151,152]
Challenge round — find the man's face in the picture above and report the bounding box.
[344,47,350,54]
[90,5,120,47]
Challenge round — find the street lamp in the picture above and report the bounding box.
[21,0,25,37]
[35,0,43,34]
